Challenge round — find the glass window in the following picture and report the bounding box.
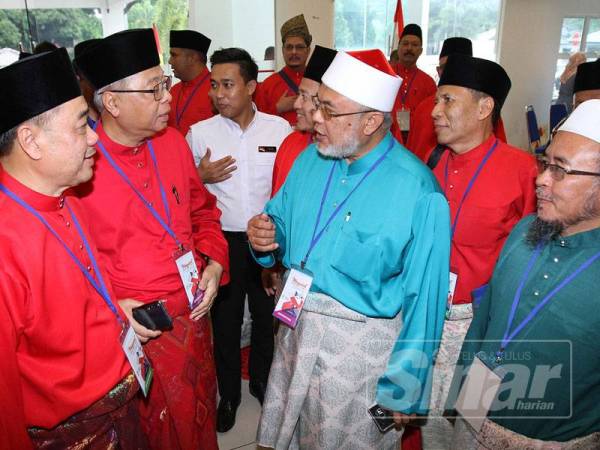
[0,4,102,67]
[127,0,189,64]
[552,16,599,101]
[585,17,600,55]
[334,0,396,53]
[558,17,585,54]
[426,0,501,60]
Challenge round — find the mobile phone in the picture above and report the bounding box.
[368,404,395,433]
[132,300,173,331]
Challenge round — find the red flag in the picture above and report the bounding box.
[394,0,404,39]
[152,23,163,64]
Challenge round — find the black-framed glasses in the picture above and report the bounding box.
[536,158,600,181]
[311,95,373,121]
[104,75,172,101]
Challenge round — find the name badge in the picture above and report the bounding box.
[455,353,506,432]
[258,146,277,153]
[396,109,410,132]
[174,247,203,310]
[446,270,458,319]
[121,326,153,396]
[273,266,313,329]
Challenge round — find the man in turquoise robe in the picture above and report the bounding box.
[248,49,450,449]
[446,99,600,448]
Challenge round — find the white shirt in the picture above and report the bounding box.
[187,106,292,231]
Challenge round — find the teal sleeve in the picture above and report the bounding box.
[376,192,451,414]
[250,167,292,268]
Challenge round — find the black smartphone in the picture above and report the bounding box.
[132,300,173,331]
[368,404,395,433]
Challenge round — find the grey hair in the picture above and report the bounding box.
[93,75,134,114]
[381,112,392,131]
[0,108,57,157]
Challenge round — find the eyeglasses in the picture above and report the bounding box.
[284,44,308,52]
[536,159,600,181]
[103,75,172,101]
[311,95,373,121]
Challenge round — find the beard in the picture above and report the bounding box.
[528,184,600,246]
[316,121,360,159]
[525,217,564,247]
[317,139,359,159]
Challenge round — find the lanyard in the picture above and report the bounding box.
[96,138,181,247]
[496,243,600,362]
[400,70,418,106]
[301,141,393,268]
[444,139,499,238]
[0,184,124,327]
[175,72,210,127]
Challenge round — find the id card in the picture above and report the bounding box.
[396,109,410,131]
[121,326,153,396]
[174,247,201,310]
[446,271,458,318]
[273,266,313,329]
[455,353,505,432]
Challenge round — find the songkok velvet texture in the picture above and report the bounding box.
[439,37,473,58]
[0,48,81,134]
[439,54,512,108]
[303,45,337,83]
[574,60,600,93]
[170,30,211,55]
[75,28,160,90]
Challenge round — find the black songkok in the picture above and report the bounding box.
[439,54,511,108]
[400,24,422,41]
[170,30,211,55]
[75,28,160,90]
[303,45,337,83]
[574,60,600,93]
[439,37,472,58]
[0,48,80,134]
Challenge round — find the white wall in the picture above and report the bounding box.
[499,0,600,149]
[232,0,274,62]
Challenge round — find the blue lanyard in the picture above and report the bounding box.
[95,138,181,247]
[444,139,499,238]
[400,70,418,106]
[176,72,210,126]
[0,184,124,327]
[302,141,393,268]
[496,242,600,362]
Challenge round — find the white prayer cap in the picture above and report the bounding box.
[559,99,600,143]
[321,49,402,112]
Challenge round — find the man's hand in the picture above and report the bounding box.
[198,147,237,184]
[118,298,162,343]
[276,92,298,114]
[393,412,417,430]
[261,267,282,296]
[247,213,278,252]
[190,259,223,321]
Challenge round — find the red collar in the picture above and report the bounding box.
[0,164,68,212]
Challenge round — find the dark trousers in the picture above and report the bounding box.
[211,231,275,401]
